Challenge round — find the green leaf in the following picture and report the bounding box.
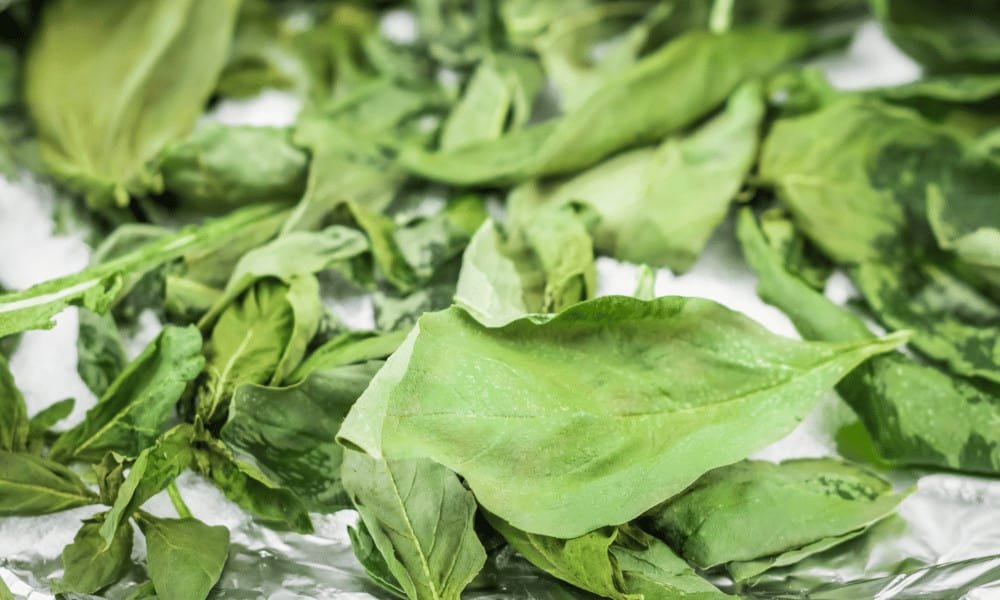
[455,203,595,327]
[348,521,407,599]
[193,435,313,533]
[519,79,764,272]
[338,297,905,538]
[439,54,542,150]
[0,355,28,452]
[489,518,731,599]
[399,29,808,185]
[645,459,904,578]
[221,361,382,512]
[870,0,1000,74]
[873,73,1000,137]
[50,325,204,463]
[137,514,230,600]
[197,277,322,425]
[0,451,98,516]
[159,125,308,212]
[99,425,195,549]
[199,226,368,328]
[24,0,242,211]
[77,309,128,397]
[0,204,286,338]
[287,329,406,383]
[56,514,134,595]
[27,397,74,450]
[342,451,486,600]
[738,209,1000,474]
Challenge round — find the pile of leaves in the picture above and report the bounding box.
[1,0,998,598]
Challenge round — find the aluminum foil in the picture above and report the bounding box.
[2,18,999,600]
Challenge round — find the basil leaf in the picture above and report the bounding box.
[342,451,486,600]
[348,521,407,600]
[439,54,542,150]
[854,258,1000,384]
[738,209,1000,473]
[645,459,904,578]
[24,0,241,211]
[193,435,313,533]
[99,425,195,548]
[0,204,286,338]
[517,79,764,272]
[199,226,368,327]
[56,513,134,595]
[455,203,595,327]
[137,514,230,600]
[0,451,98,516]
[338,297,905,538]
[50,325,204,463]
[76,309,128,397]
[220,361,382,513]
[0,354,28,452]
[27,397,74,452]
[873,73,1000,137]
[489,518,731,599]
[870,0,1000,74]
[197,276,321,425]
[399,29,808,185]
[287,329,406,383]
[159,125,308,212]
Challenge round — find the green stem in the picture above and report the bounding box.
[167,482,193,519]
[709,0,734,33]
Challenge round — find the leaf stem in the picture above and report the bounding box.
[167,482,193,519]
[709,0,734,33]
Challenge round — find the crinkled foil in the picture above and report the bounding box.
[3,19,999,600]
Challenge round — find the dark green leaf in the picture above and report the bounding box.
[645,459,904,580]
[159,125,307,212]
[348,521,407,599]
[342,451,486,600]
[221,361,382,512]
[50,325,204,463]
[137,514,230,600]
[0,451,98,516]
[56,514,134,595]
[338,297,904,538]
[76,309,128,397]
[193,435,312,533]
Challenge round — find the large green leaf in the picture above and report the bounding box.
[738,209,1000,474]
[50,325,203,463]
[24,0,241,211]
[489,518,731,599]
[137,514,230,600]
[342,451,486,600]
[398,29,808,185]
[338,297,904,537]
[197,276,322,425]
[0,204,286,338]
[221,361,382,512]
[518,79,764,272]
[645,459,904,580]
[56,514,134,595]
[0,355,28,452]
[0,451,98,516]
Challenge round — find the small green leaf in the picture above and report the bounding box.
[0,451,98,516]
[50,325,204,463]
[342,451,486,600]
[0,355,28,452]
[138,515,230,600]
[77,309,128,397]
